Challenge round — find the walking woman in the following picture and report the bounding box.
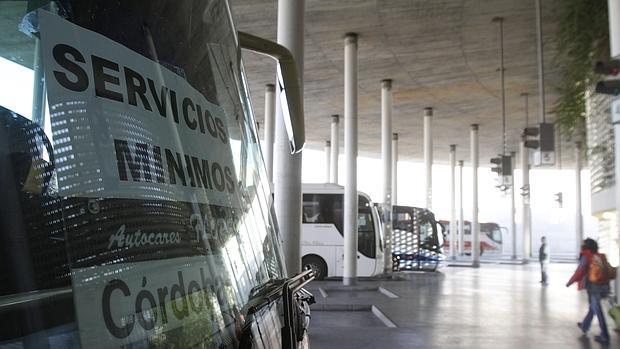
[566,238,612,344]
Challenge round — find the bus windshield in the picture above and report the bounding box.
[0,2,286,348]
[481,223,503,243]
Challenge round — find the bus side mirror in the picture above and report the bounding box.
[237,31,305,154]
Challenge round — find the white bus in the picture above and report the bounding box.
[301,184,384,279]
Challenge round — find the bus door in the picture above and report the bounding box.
[334,204,379,277]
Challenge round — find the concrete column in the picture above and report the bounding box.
[381,79,393,273]
[458,160,465,255]
[343,33,359,286]
[521,141,532,261]
[392,133,399,205]
[449,145,457,260]
[520,92,532,261]
[424,107,433,210]
[274,0,304,277]
[263,84,276,183]
[611,99,620,303]
[330,115,340,183]
[471,124,480,267]
[575,141,584,255]
[510,151,516,259]
[325,141,331,183]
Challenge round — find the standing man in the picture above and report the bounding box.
[539,236,549,285]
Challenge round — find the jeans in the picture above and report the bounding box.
[540,262,548,284]
[581,290,610,339]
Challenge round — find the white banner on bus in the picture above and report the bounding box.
[39,10,239,207]
[71,256,230,349]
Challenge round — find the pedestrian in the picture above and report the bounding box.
[539,236,549,285]
[566,238,613,344]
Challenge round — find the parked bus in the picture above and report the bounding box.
[0,2,313,348]
[391,206,445,271]
[301,184,383,280]
[440,220,506,255]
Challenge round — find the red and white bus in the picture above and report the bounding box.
[440,220,506,255]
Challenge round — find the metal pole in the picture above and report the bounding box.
[330,115,340,183]
[458,160,465,255]
[535,0,546,123]
[471,124,480,267]
[510,151,516,259]
[424,107,433,210]
[274,0,304,277]
[449,145,457,260]
[343,33,359,286]
[381,79,393,274]
[325,141,331,183]
[264,84,276,184]
[492,17,507,155]
[392,133,399,205]
[32,39,46,126]
[575,141,584,255]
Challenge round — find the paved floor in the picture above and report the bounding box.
[306,262,619,349]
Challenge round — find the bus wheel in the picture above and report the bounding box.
[302,255,327,280]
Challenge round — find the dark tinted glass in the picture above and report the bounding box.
[302,193,376,257]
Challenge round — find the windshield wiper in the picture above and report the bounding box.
[242,278,286,316]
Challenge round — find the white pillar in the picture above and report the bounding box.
[575,141,584,255]
[330,115,340,184]
[610,0,620,58]
[274,0,304,277]
[458,160,465,255]
[381,79,393,273]
[511,141,531,260]
[392,133,399,205]
[510,151,516,259]
[449,144,457,260]
[325,141,331,183]
[424,107,433,210]
[521,141,532,261]
[263,84,276,183]
[343,33,359,286]
[471,124,480,267]
[520,92,532,262]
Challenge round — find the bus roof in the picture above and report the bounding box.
[301,183,373,202]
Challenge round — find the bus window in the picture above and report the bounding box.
[357,208,376,258]
[419,220,437,250]
[302,193,343,233]
[490,228,502,243]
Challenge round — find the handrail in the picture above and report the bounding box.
[244,269,314,317]
[281,269,314,349]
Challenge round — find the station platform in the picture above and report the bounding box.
[306,262,619,348]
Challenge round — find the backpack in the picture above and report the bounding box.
[588,253,617,284]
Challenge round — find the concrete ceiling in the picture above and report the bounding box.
[231,0,575,167]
